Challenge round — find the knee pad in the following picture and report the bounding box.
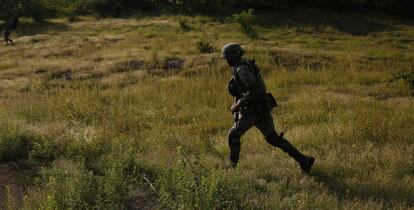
[228,128,241,140]
[265,132,278,144]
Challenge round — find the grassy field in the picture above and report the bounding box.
[0,8,414,209]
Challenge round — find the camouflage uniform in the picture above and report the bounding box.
[223,43,314,172]
[3,23,12,44]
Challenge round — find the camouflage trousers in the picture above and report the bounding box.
[228,108,307,166]
[4,30,12,44]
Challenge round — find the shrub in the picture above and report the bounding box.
[389,69,414,95]
[231,9,257,38]
[0,130,57,164]
[62,1,83,22]
[23,159,97,209]
[28,136,57,164]
[196,40,214,54]
[23,0,48,23]
[89,0,122,18]
[390,69,414,87]
[23,159,129,209]
[0,122,32,162]
[179,18,191,31]
[158,155,245,209]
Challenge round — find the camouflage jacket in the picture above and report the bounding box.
[231,59,267,108]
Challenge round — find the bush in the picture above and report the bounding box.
[0,119,32,162]
[231,9,257,38]
[23,0,48,23]
[179,18,191,31]
[0,128,57,164]
[23,159,129,209]
[28,136,57,164]
[61,1,84,22]
[23,160,97,209]
[0,133,32,162]
[196,40,214,54]
[90,0,122,18]
[389,69,414,94]
[158,155,245,209]
[390,69,414,86]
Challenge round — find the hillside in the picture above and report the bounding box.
[1,10,414,209]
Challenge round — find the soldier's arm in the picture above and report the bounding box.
[236,65,256,106]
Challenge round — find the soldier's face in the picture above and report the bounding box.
[225,58,237,67]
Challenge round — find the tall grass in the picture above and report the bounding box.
[0,11,413,209]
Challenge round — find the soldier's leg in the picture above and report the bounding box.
[4,31,12,44]
[228,112,256,167]
[255,112,315,173]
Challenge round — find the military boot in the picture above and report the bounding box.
[283,143,315,173]
[266,133,315,173]
[299,156,315,173]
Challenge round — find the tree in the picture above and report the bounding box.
[0,0,24,21]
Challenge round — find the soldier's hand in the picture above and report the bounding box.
[231,102,241,113]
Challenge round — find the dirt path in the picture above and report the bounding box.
[0,163,29,209]
[0,162,158,209]
[126,186,159,210]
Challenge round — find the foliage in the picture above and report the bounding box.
[0,119,32,162]
[1,0,414,24]
[196,40,214,54]
[0,0,24,21]
[231,9,257,38]
[389,69,414,94]
[1,11,414,209]
[178,19,191,31]
[390,69,414,86]
[23,159,128,209]
[1,0,413,24]
[43,0,90,22]
[158,155,245,209]
[21,0,49,23]
[89,0,122,18]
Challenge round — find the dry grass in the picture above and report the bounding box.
[0,12,413,209]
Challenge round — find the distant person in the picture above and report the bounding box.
[3,23,13,45]
[222,43,315,172]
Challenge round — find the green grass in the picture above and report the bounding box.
[0,10,413,209]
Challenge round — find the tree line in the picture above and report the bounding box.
[1,0,413,23]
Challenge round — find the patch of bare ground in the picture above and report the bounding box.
[126,187,158,210]
[0,163,33,209]
[147,58,185,76]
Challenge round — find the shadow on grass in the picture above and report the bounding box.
[14,20,69,37]
[311,168,414,208]
[160,4,412,36]
[255,8,400,36]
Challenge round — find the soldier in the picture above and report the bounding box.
[222,43,315,173]
[3,22,13,45]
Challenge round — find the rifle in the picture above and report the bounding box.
[233,97,239,126]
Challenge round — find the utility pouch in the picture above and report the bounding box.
[228,78,241,97]
[265,93,278,110]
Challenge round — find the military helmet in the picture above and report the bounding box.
[221,43,244,60]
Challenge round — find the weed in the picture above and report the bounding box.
[0,133,32,162]
[179,18,191,31]
[389,69,414,93]
[1,12,414,210]
[158,156,245,209]
[231,9,257,38]
[196,40,214,54]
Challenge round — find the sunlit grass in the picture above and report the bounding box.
[0,11,413,209]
